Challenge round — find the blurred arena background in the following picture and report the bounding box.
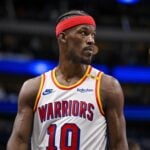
[0,0,150,149]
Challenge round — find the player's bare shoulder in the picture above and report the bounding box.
[101,73,124,109]
[101,74,122,94]
[18,75,42,109]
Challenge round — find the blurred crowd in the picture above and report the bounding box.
[0,0,150,29]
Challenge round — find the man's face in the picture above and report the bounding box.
[64,25,97,65]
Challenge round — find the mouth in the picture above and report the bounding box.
[83,47,94,56]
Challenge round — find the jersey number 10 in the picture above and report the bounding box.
[47,123,80,150]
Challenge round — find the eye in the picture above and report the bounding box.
[81,31,88,36]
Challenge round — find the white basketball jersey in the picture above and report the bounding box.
[31,65,107,150]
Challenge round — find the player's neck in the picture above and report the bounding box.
[56,61,88,81]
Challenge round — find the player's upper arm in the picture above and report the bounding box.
[101,74,128,150]
[7,76,41,150]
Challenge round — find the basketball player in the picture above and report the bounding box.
[7,10,128,150]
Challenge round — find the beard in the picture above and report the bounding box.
[66,48,93,65]
[66,44,99,65]
[80,55,93,65]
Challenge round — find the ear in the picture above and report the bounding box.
[58,32,67,43]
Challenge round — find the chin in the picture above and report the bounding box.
[81,59,92,65]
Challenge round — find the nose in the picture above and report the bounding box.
[86,35,95,45]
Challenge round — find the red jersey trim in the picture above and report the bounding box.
[95,72,105,115]
[51,65,92,90]
[33,74,45,112]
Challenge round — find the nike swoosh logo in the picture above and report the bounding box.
[42,89,54,95]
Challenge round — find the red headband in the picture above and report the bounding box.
[56,15,96,37]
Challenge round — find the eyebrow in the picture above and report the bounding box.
[78,26,96,33]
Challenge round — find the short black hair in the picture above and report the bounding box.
[56,10,89,25]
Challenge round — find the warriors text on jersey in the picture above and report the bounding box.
[31,65,107,150]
